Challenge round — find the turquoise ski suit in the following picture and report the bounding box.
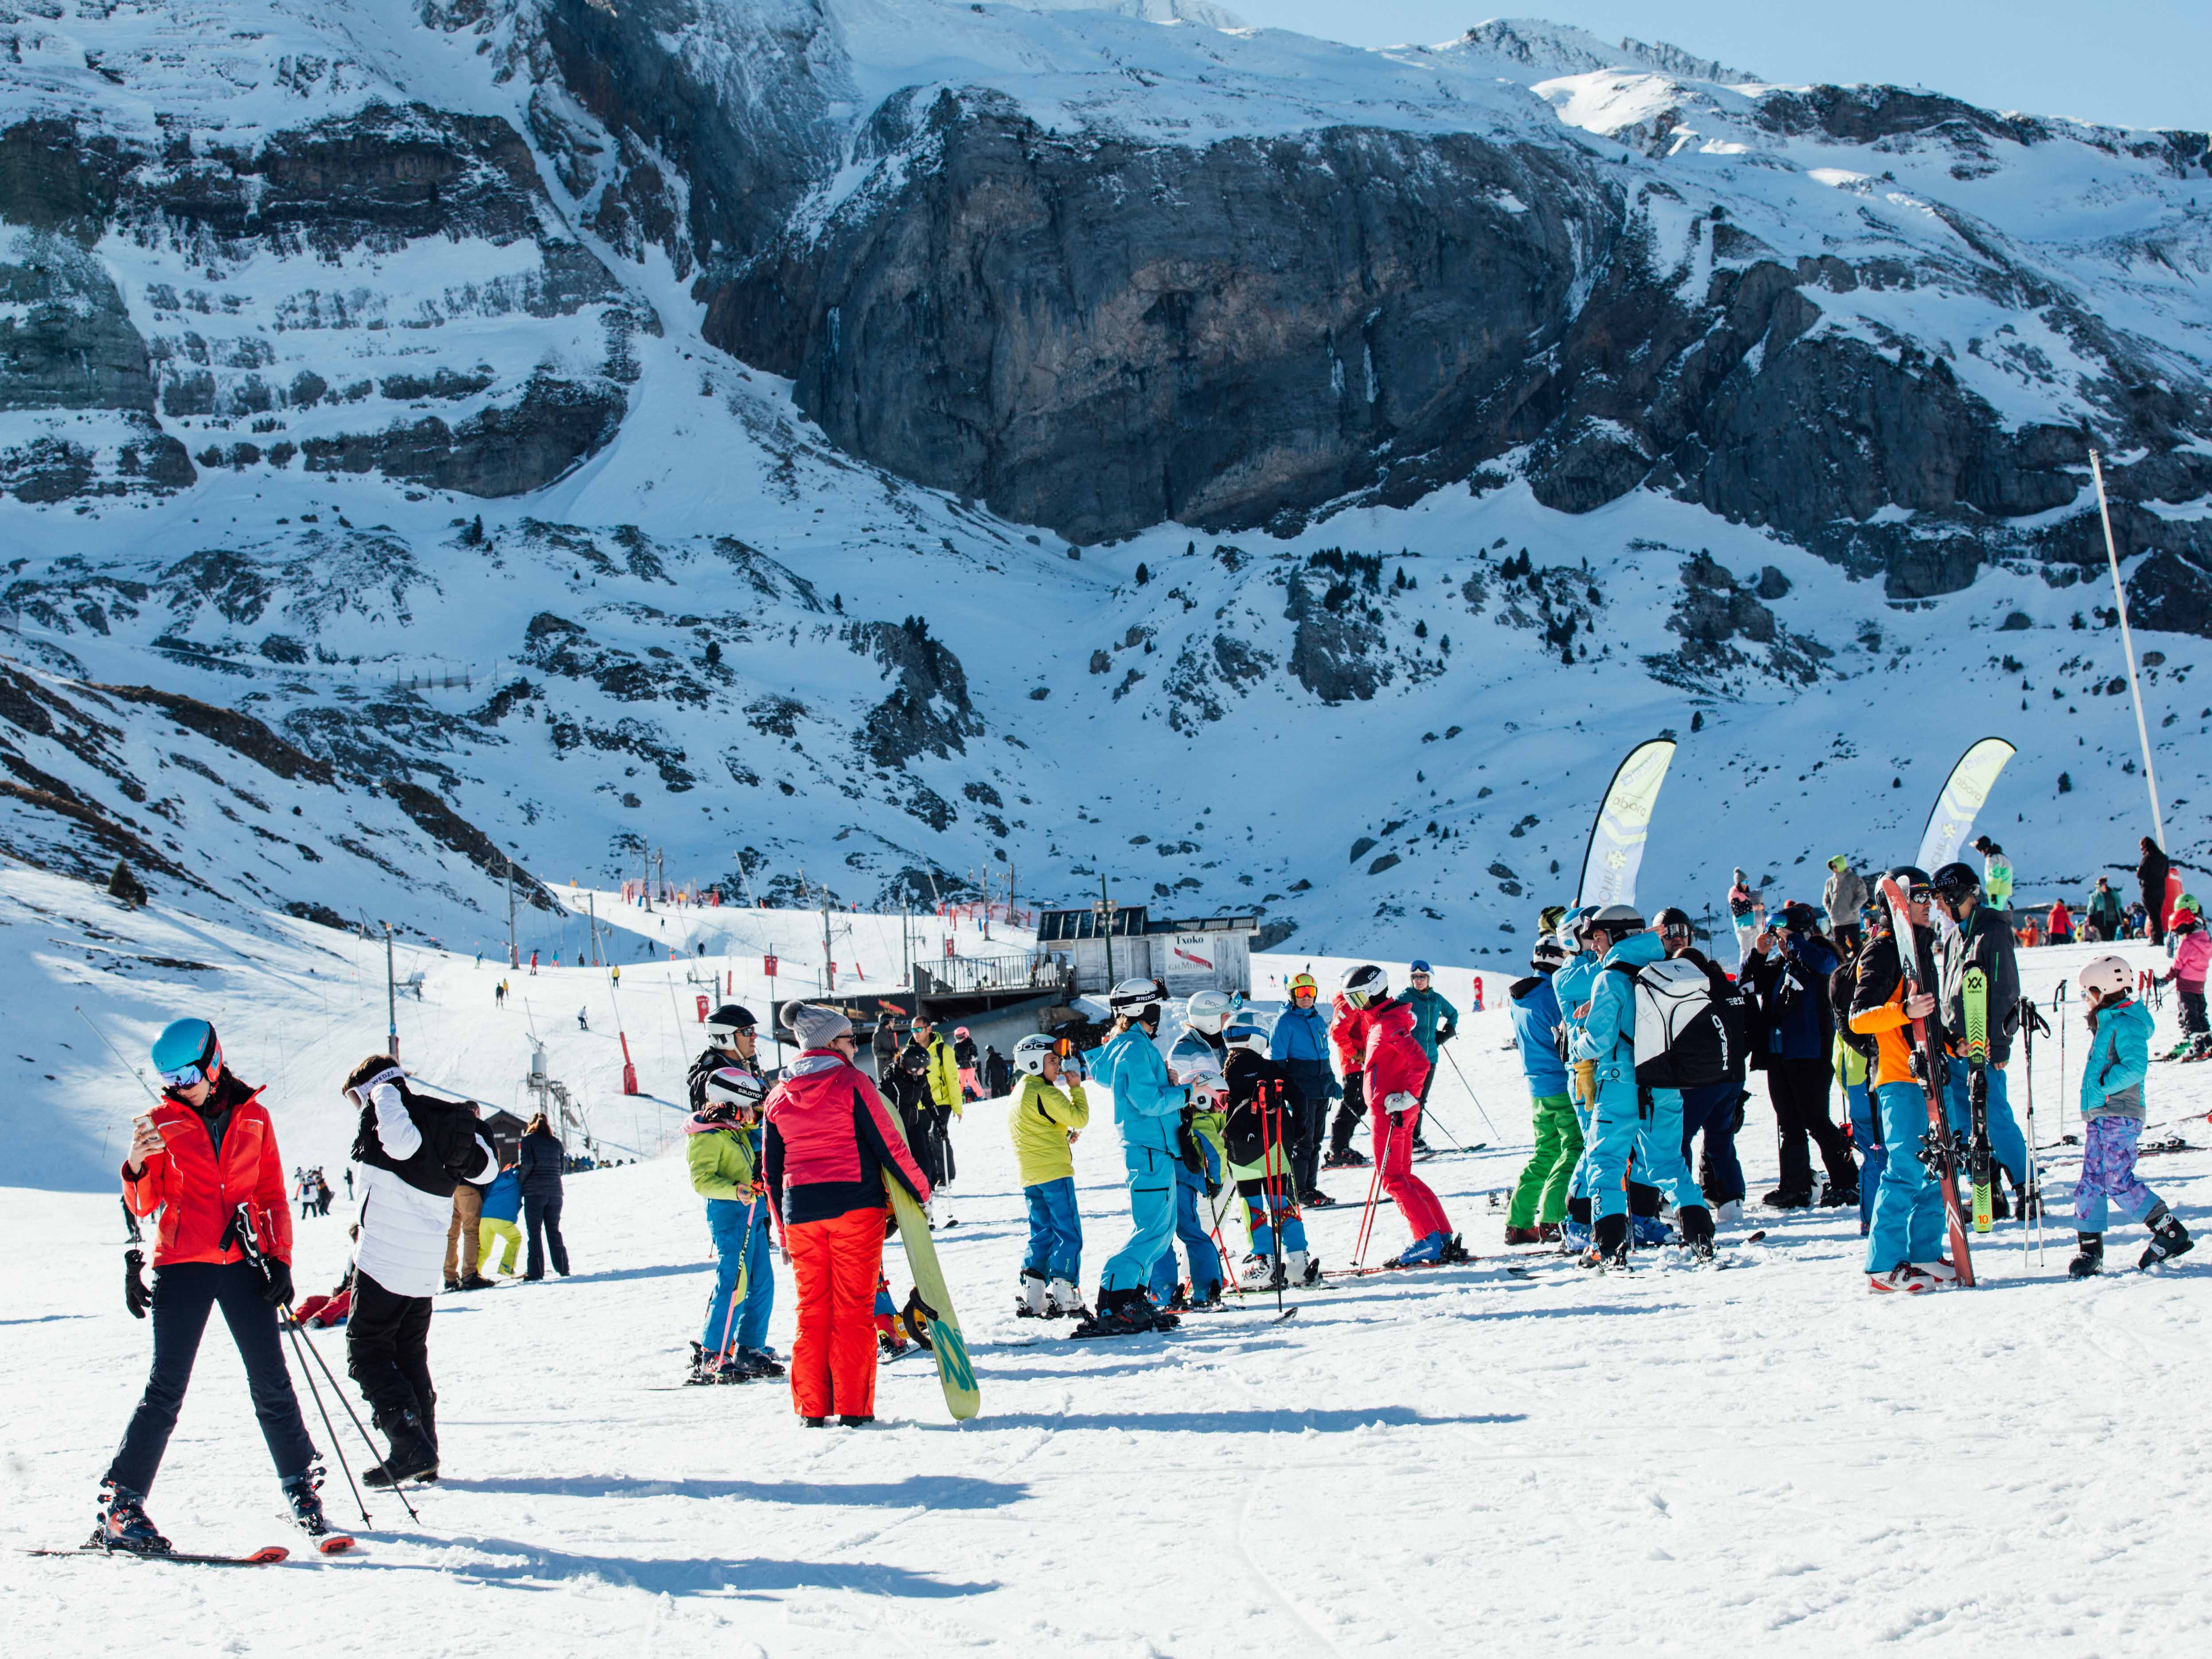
[1091,1024,1191,1295]
[1554,949,1601,1199]
[1571,931,1704,1219]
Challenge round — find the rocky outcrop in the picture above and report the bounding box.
[847,616,983,768]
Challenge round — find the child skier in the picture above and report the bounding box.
[1339,964,1467,1267]
[101,1019,330,1551]
[2161,898,2209,1055]
[688,1065,780,1382]
[1008,1032,1090,1318]
[1504,936,1578,1245]
[1153,988,1235,1309]
[2070,956,2195,1276]
[1223,1028,1317,1286]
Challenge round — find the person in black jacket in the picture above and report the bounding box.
[2139,837,2172,946]
[517,1115,570,1280]
[1745,903,1857,1210]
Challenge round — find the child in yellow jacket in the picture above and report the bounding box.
[1008,1034,1090,1318]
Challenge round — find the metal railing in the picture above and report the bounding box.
[916,951,1073,999]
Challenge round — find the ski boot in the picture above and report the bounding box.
[1535,1222,1562,1243]
[1287,1249,1321,1286]
[280,1467,333,1540]
[2141,1205,2194,1269]
[1322,1145,1368,1170]
[1911,1258,1959,1285]
[1503,1226,1544,1246]
[738,1346,785,1379]
[2068,1232,2105,1279]
[1869,1262,1939,1294]
[1678,1205,1716,1264]
[1387,1231,1451,1269]
[94,1480,169,1554]
[1164,1281,1191,1312]
[1070,1288,1178,1339]
[1582,1214,1631,1270]
[1016,1269,1048,1318]
[1629,1215,1674,1250]
[1239,1254,1283,1291]
[1437,1234,1474,1264]
[1047,1277,1087,1320]
[1819,1180,1859,1210]
[1300,1187,1337,1209]
[1990,1184,2013,1221]
[364,1406,439,1488]
[1187,1278,1225,1311]
[1761,1185,1814,1211]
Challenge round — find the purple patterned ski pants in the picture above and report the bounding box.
[2075,1114,2159,1233]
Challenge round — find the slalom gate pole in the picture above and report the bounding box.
[1441,1047,1501,1142]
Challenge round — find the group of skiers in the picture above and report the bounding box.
[1501,858,2195,1291]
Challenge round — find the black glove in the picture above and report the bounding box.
[1343,1073,1366,1117]
[1436,1024,1455,1046]
[260,1258,294,1309]
[1177,1107,1205,1176]
[125,1248,151,1319]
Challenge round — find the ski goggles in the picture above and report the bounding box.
[159,1057,216,1090]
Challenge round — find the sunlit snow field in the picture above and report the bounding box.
[3,876,2207,1654]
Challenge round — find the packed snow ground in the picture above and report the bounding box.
[4,875,2209,1654]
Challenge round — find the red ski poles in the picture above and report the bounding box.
[1352,1110,1390,1268]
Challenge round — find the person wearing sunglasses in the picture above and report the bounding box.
[1268,972,1336,1207]
[100,1019,326,1553]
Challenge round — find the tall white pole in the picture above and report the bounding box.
[2090,450,2167,852]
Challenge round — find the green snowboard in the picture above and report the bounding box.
[883,1125,980,1421]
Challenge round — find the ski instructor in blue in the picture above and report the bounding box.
[1076,978,1190,1338]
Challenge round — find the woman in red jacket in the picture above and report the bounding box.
[101,1019,328,1551]
[763,1002,931,1426]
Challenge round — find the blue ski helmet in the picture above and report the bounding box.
[152,1018,222,1090]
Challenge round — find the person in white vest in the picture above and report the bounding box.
[343,1056,495,1489]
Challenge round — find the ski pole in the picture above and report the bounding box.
[1352,1112,1390,1268]
[281,1316,375,1529]
[1440,1047,1501,1142]
[228,1204,412,1526]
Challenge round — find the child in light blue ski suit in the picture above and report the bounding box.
[2069,962,2193,1277]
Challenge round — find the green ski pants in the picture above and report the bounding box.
[1507,1092,1582,1228]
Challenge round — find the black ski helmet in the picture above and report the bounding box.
[1886,864,1932,891]
[1929,862,1980,903]
[1655,906,1694,935]
[706,1004,757,1045]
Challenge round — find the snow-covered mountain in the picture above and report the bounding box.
[3,5,2210,966]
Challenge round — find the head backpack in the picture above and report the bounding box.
[1607,956,1738,1088]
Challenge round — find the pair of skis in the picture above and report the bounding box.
[31,1537,354,1567]
[1876,874,1978,1288]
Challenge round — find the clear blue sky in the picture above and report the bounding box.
[1227,3,2209,132]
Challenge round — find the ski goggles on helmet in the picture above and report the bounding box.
[152,1019,222,1090]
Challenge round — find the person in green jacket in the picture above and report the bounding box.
[1008,1033,1090,1318]
[1972,835,2014,919]
[687,1067,780,1384]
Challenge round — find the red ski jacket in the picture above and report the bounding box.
[1330,993,1375,1076]
[122,1076,291,1267]
[763,1049,931,1229]
[1361,998,1432,1110]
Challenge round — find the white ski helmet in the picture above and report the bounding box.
[703,1066,767,1113]
[1339,963,1388,1008]
[1587,903,1645,942]
[1227,1027,1270,1055]
[2079,956,2134,1000]
[1184,988,1241,1034]
[1013,1033,1061,1076]
[1109,977,1164,1025]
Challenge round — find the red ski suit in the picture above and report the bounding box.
[122,1079,291,1267]
[1361,999,1452,1242]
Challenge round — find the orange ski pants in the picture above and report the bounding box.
[786,1205,887,1419]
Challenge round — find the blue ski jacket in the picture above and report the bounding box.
[1093,1024,1188,1157]
[1573,931,1665,1066]
[2080,997,2152,1122]
[1269,1002,1333,1067]
[1508,973,1569,1096]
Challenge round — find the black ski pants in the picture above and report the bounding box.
[524,1192,570,1277]
[1281,1059,1332,1194]
[346,1270,435,1435]
[108,1262,317,1493]
[1328,1073,1367,1155]
[1766,1057,1856,1194]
